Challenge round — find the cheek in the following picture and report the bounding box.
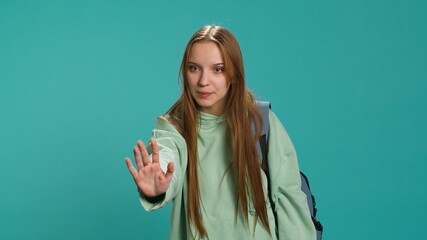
[186,74,198,88]
[219,77,230,92]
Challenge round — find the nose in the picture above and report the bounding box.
[198,70,209,86]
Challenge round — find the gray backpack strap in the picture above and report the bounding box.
[300,172,324,239]
[254,101,271,172]
[257,101,271,139]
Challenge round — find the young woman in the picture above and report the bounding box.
[125,25,316,240]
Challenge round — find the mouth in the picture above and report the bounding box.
[198,91,212,98]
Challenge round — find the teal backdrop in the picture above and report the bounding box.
[1,0,426,239]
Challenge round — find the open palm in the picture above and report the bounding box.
[125,139,174,197]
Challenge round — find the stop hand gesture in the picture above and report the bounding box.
[125,139,174,197]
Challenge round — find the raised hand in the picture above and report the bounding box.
[125,138,174,197]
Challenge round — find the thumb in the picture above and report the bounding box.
[164,161,174,180]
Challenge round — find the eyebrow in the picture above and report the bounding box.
[188,61,224,66]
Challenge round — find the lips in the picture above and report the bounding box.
[198,91,212,98]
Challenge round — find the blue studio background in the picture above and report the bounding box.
[1,0,426,239]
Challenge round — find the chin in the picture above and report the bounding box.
[196,99,212,108]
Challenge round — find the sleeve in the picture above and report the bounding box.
[267,110,316,240]
[138,118,188,211]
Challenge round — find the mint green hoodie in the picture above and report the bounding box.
[140,110,316,240]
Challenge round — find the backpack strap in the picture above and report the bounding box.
[254,100,277,230]
[257,101,271,139]
[254,100,271,174]
[300,172,324,238]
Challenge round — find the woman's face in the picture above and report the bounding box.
[187,41,230,116]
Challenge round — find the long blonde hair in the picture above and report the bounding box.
[165,25,269,238]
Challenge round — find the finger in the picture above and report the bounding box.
[138,140,150,166]
[164,161,174,180]
[125,157,138,178]
[133,144,143,170]
[151,138,160,164]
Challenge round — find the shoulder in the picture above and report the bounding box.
[151,115,187,147]
[268,109,295,152]
[268,109,284,129]
[155,115,180,134]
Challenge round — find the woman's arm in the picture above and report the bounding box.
[267,111,316,240]
[126,118,188,211]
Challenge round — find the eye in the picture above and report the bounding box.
[214,67,224,73]
[189,65,200,72]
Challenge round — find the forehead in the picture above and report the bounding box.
[188,41,224,64]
